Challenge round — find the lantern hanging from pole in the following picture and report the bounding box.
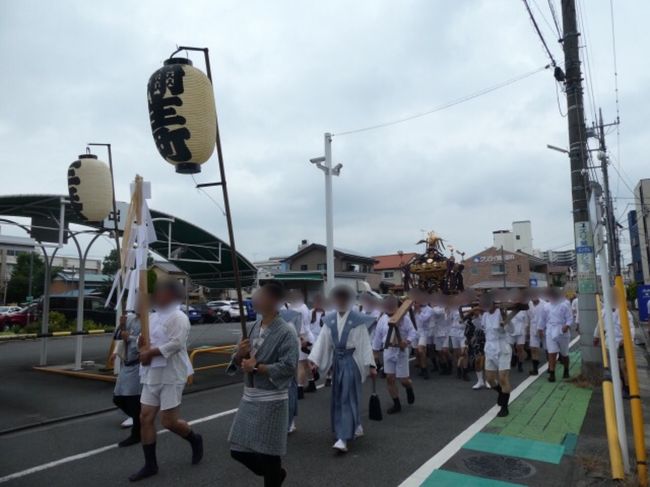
[147,57,216,174]
[67,154,113,222]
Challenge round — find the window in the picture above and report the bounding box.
[470,267,478,275]
[347,263,360,272]
[300,264,308,271]
[316,263,326,270]
[383,271,394,279]
[491,264,505,275]
[516,264,522,273]
[515,235,521,240]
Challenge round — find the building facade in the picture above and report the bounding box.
[634,179,650,284]
[372,252,417,292]
[628,210,644,284]
[464,247,549,290]
[492,220,533,255]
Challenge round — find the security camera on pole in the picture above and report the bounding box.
[310,133,342,292]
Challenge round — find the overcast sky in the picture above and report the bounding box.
[0,0,647,265]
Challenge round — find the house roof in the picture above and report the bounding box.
[372,253,418,270]
[54,272,111,283]
[152,261,186,275]
[283,243,376,264]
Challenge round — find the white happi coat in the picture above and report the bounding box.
[430,305,449,338]
[480,309,513,361]
[414,305,434,340]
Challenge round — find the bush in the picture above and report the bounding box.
[83,320,104,331]
[23,323,40,334]
[48,311,70,332]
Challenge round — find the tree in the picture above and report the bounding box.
[7,253,46,304]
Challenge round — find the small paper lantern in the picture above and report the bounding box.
[147,57,216,174]
[68,154,113,222]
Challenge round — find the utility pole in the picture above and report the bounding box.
[310,133,342,293]
[561,0,600,379]
[596,108,622,277]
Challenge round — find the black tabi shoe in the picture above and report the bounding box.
[406,387,415,405]
[563,368,570,379]
[457,367,462,379]
[422,368,430,380]
[312,369,320,381]
[548,371,556,383]
[462,368,471,381]
[297,386,305,399]
[529,360,539,376]
[517,362,524,373]
[325,378,332,387]
[129,444,158,482]
[118,435,140,448]
[430,360,439,372]
[387,398,402,414]
[496,392,510,417]
[305,380,317,393]
[186,432,203,465]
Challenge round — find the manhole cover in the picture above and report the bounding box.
[463,454,536,480]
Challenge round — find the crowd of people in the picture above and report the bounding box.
[108,279,635,486]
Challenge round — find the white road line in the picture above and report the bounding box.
[0,384,326,483]
[398,335,581,487]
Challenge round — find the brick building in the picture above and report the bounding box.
[464,247,550,290]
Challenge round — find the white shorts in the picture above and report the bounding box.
[418,333,430,347]
[546,334,570,356]
[485,350,512,372]
[434,336,450,350]
[383,348,410,378]
[141,383,185,411]
[508,334,526,346]
[299,350,310,361]
[529,328,541,348]
[450,336,466,349]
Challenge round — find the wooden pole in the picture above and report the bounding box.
[133,176,151,347]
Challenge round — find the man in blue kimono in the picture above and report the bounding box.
[309,285,376,453]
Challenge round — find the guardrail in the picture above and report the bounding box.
[0,329,114,341]
[187,344,237,385]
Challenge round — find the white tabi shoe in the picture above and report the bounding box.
[472,379,485,390]
[354,425,364,438]
[288,420,297,434]
[332,439,348,453]
[120,417,133,428]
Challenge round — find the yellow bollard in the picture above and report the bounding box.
[596,295,625,480]
[614,276,648,486]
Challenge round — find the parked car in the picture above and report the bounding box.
[243,299,257,321]
[192,303,216,323]
[48,296,116,326]
[206,300,241,322]
[0,306,21,318]
[180,304,202,325]
[2,304,40,329]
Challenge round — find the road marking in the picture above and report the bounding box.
[398,336,581,487]
[0,384,325,483]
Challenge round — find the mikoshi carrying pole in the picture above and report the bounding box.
[148,46,248,338]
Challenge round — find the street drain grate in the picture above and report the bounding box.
[463,454,536,480]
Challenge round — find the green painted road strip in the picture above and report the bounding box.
[464,432,565,464]
[421,469,526,487]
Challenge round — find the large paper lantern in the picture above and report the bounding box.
[147,57,217,174]
[68,154,113,222]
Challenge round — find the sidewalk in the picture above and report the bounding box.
[412,344,650,486]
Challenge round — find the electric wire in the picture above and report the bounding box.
[332,64,550,137]
[191,175,226,216]
[609,0,622,195]
[547,0,562,38]
[522,0,559,67]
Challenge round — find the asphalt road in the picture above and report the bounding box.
[0,322,246,431]
[0,338,542,487]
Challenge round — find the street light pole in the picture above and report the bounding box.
[310,132,341,293]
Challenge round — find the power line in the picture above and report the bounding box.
[522,0,558,67]
[547,0,562,38]
[609,0,622,195]
[333,64,550,137]
[191,175,226,216]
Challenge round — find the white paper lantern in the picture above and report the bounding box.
[68,154,113,222]
[147,57,217,174]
